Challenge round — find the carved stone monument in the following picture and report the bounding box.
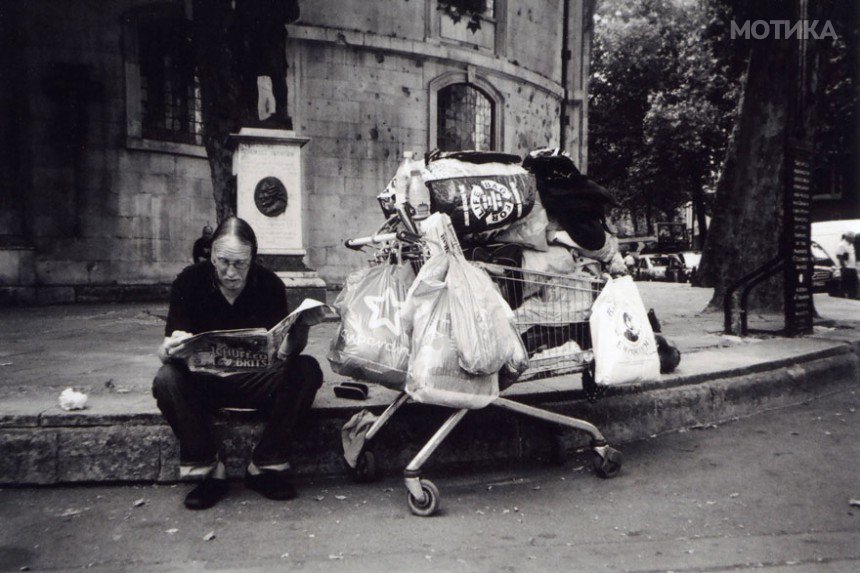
[232,127,325,308]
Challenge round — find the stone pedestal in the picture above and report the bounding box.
[232,128,325,307]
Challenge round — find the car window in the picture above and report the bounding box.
[811,242,833,265]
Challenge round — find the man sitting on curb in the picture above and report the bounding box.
[153,217,323,510]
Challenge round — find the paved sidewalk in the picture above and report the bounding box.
[2,389,857,572]
[1,283,858,485]
[2,283,856,404]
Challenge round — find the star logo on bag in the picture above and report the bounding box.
[364,290,403,336]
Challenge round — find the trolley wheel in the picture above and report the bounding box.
[348,450,378,483]
[593,447,623,479]
[407,479,440,517]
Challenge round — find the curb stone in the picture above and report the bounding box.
[1,345,857,486]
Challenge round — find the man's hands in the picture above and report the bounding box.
[277,324,310,360]
[158,330,193,363]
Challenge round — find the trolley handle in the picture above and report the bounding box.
[344,232,398,250]
[344,229,423,250]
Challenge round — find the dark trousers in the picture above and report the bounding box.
[842,268,859,299]
[152,355,323,468]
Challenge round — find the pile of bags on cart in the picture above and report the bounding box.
[328,214,528,410]
[328,148,680,410]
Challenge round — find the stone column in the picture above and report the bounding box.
[232,127,325,309]
[561,0,592,171]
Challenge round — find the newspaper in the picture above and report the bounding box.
[169,298,334,376]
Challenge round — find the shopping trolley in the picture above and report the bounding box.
[340,203,622,517]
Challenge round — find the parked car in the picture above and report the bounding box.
[811,240,839,294]
[670,245,836,290]
[812,220,859,297]
[635,254,687,282]
[811,219,860,263]
[617,236,658,257]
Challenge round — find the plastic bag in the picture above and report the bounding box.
[446,255,528,376]
[589,276,660,385]
[423,160,536,236]
[328,264,415,389]
[402,256,499,409]
[548,227,619,264]
[418,212,463,257]
[495,196,550,251]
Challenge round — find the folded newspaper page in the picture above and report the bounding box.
[169,298,333,376]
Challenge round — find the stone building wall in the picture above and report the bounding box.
[0,0,590,301]
[1,0,215,304]
[288,0,573,282]
[295,42,564,280]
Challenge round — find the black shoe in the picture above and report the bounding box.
[245,469,297,500]
[184,477,229,510]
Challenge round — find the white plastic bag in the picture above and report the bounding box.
[548,227,619,264]
[418,212,463,257]
[589,276,660,385]
[495,197,550,251]
[446,255,528,376]
[328,264,415,389]
[402,254,499,409]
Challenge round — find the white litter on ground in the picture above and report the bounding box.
[58,388,88,411]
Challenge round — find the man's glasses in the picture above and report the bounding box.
[214,258,251,273]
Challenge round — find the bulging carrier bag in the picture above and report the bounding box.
[422,153,536,237]
[446,254,528,376]
[589,276,660,385]
[402,253,499,409]
[328,263,415,389]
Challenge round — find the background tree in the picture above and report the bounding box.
[589,0,737,239]
[815,0,859,219]
[695,0,853,310]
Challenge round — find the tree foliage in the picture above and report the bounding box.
[590,0,856,312]
[815,0,859,204]
[437,0,487,32]
[695,0,857,311]
[589,0,739,238]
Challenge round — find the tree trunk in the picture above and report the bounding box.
[645,204,653,235]
[691,185,707,249]
[696,0,829,313]
[695,35,796,310]
[192,0,243,223]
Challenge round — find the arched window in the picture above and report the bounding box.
[436,83,495,151]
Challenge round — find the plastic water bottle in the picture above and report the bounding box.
[408,155,431,220]
[392,151,413,207]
